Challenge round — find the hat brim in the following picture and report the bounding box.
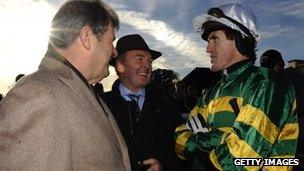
[109,49,162,66]
[201,21,230,41]
[150,49,162,60]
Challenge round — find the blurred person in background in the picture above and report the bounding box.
[260,49,285,72]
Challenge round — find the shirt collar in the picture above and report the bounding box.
[119,83,145,101]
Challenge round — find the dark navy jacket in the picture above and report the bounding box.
[101,80,187,171]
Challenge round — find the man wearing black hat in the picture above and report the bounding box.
[260,49,285,72]
[102,34,187,171]
[175,3,298,170]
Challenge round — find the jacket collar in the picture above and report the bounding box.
[39,53,104,115]
[112,79,123,96]
[222,59,253,81]
[44,45,91,90]
[40,51,127,152]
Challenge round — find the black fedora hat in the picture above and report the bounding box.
[109,34,162,66]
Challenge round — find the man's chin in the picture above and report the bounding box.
[210,65,222,72]
[210,66,217,72]
[137,80,149,87]
[98,69,110,82]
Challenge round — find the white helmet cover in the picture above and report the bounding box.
[193,3,261,44]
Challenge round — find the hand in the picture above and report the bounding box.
[185,114,210,133]
[143,158,162,171]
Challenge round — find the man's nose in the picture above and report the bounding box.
[143,60,151,69]
[206,43,213,54]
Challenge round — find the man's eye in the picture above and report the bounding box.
[135,57,143,62]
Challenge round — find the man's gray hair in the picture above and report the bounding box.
[49,0,119,49]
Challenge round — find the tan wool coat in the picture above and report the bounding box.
[0,56,131,170]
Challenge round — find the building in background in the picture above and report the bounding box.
[288,59,304,72]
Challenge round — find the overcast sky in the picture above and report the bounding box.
[1,0,304,94]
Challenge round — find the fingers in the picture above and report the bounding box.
[197,113,205,123]
[143,158,159,165]
[186,114,210,133]
[143,158,162,171]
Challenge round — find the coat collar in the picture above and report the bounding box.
[44,46,92,91]
[39,55,107,119]
[222,59,253,81]
[39,52,127,156]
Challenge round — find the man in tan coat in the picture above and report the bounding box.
[0,1,130,170]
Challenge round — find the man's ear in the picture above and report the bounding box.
[79,26,94,50]
[116,60,126,74]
